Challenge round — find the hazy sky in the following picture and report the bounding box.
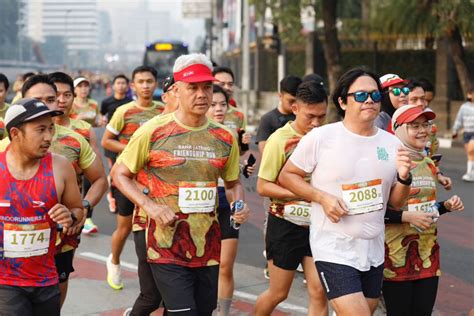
[98,0,205,51]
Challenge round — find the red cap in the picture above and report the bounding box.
[380,74,408,89]
[392,105,436,130]
[173,64,216,83]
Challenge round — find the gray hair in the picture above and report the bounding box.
[173,53,212,73]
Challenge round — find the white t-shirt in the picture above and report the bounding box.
[289,121,401,271]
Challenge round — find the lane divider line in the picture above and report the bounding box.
[78,251,308,313]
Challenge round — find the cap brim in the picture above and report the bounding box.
[180,75,217,83]
[382,78,408,89]
[403,110,436,123]
[24,109,64,123]
[74,78,90,87]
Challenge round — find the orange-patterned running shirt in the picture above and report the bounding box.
[70,99,99,126]
[118,112,240,267]
[384,157,440,281]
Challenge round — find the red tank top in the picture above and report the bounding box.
[0,151,59,286]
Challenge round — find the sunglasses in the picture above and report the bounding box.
[389,87,410,96]
[347,91,382,103]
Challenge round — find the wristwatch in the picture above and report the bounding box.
[82,199,92,212]
[397,172,412,186]
[71,212,78,225]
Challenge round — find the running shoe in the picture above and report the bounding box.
[462,173,474,182]
[107,254,124,290]
[296,263,304,273]
[107,192,117,213]
[122,307,132,316]
[264,265,270,280]
[82,218,98,234]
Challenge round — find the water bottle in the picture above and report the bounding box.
[230,200,244,230]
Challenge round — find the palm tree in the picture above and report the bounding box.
[373,0,473,95]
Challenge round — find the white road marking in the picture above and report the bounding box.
[78,251,138,271]
[78,251,308,313]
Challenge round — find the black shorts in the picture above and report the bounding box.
[217,187,239,240]
[0,284,60,316]
[55,250,75,283]
[149,263,219,315]
[463,132,474,144]
[112,186,135,216]
[265,214,311,270]
[315,261,383,300]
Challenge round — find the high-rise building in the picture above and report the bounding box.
[24,0,99,53]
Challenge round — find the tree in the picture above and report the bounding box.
[373,0,474,95]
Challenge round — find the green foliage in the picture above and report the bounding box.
[372,0,474,36]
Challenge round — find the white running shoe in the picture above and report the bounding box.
[462,173,474,182]
[122,307,132,316]
[106,254,124,290]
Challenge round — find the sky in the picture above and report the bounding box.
[97,0,206,52]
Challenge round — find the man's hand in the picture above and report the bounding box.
[66,209,87,236]
[242,132,251,145]
[437,174,452,191]
[444,195,464,211]
[48,204,73,229]
[319,191,348,223]
[143,199,178,228]
[231,202,250,224]
[396,147,414,180]
[402,211,433,230]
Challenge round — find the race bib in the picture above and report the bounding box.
[178,181,217,214]
[283,202,311,226]
[3,222,51,258]
[408,199,435,213]
[342,179,384,215]
[82,111,96,120]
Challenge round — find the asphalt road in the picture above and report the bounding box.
[76,126,473,315]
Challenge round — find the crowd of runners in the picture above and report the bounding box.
[0,52,472,316]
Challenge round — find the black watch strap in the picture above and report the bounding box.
[82,199,91,211]
[397,172,412,186]
[71,212,78,225]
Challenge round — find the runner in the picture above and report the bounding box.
[70,77,100,127]
[375,74,409,133]
[11,72,35,104]
[100,74,133,213]
[213,67,250,153]
[205,84,255,316]
[17,74,107,307]
[161,75,179,113]
[255,74,302,278]
[279,68,412,316]
[383,105,465,316]
[254,81,328,315]
[452,85,474,182]
[112,53,250,315]
[102,65,164,290]
[256,75,301,153]
[48,72,105,234]
[0,98,83,316]
[0,73,10,119]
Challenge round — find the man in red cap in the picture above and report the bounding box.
[112,53,250,315]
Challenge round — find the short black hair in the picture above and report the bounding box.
[132,66,157,81]
[296,81,328,104]
[418,78,434,94]
[0,73,10,91]
[21,74,57,97]
[302,73,325,88]
[113,74,129,84]
[212,84,229,105]
[212,66,235,81]
[23,72,35,81]
[280,75,302,96]
[48,72,74,93]
[405,78,424,92]
[332,67,382,117]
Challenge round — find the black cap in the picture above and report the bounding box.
[5,98,63,132]
[162,75,175,93]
